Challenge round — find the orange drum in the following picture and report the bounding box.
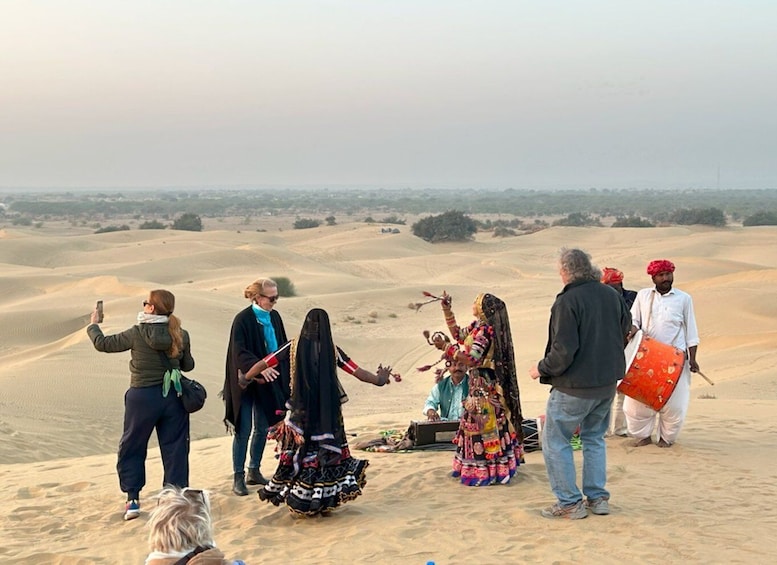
[618,330,686,411]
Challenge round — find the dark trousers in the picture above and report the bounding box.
[117,384,189,499]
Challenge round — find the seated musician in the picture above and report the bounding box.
[423,360,469,421]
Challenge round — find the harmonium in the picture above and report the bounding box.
[407,420,460,446]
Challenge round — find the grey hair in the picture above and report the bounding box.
[559,247,601,283]
[147,486,214,554]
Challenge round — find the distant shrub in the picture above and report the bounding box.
[294,218,320,229]
[139,220,167,230]
[273,276,297,297]
[552,212,603,227]
[612,215,655,228]
[492,226,518,237]
[325,215,337,226]
[11,217,32,226]
[171,213,203,231]
[743,211,777,226]
[411,210,477,243]
[364,216,375,223]
[668,207,725,227]
[94,224,130,234]
[380,215,406,225]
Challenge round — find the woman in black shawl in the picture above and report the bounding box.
[257,309,394,516]
[439,292,524,486]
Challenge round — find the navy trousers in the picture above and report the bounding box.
[117,384,189,499]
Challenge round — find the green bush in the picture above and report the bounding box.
[380,215,406,225]
[552,212,602,227]
[294,218,320,229]
[668,207,726,227]
[139,220,167,230]
[743,211,777,226]
[171,213,203,231]
[273,276,297,297]
[94,225,131,234]
[612,215,655,228]
[411,210,477,243]
[492,226,518,237]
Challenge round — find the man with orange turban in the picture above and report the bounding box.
[601,267,637,438]
[623,259,700,448]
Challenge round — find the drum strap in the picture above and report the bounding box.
[645,291,655,332]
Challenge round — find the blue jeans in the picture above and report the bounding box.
[542,388,612,506]
[231,392,269,473]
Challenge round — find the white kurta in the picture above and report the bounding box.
[623,286,700,443]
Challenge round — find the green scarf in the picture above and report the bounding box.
[162,368,183,397]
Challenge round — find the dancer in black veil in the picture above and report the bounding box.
[254,309,395,516]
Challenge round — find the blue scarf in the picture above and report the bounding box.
[252,304,278,352]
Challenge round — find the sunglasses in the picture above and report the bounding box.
[182,488,208,506]
[143,300,152,307]
[259,294,279,303]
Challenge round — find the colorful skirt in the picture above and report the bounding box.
[259,424,368,516]
[452,370,524,486]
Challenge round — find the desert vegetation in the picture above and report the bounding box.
[2,188,776,238]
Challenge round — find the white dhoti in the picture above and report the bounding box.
[608,389,628,436]
[623,364,691,444]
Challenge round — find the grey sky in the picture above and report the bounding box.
[2,1,775,190]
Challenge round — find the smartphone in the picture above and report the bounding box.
[96,300,104,323]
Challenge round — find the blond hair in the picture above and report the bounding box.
[243,278,277,302]
[147,486,214,554]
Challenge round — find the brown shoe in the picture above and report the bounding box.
[656,438,672,448]
[631,437,652,447]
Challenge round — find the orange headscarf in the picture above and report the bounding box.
[601,267,624,284]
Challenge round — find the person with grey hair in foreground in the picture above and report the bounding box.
[145,486,246,565]
[529,248,631,519]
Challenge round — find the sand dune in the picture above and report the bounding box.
[1,222,776,564]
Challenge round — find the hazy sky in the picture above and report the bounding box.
[2,1,776,190]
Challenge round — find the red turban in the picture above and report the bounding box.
[647,259,675,277]
[601,267,624,284]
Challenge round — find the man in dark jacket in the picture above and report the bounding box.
[530,249,631,519]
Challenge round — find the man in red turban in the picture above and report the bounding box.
[646,259,675,277]
[601,267,623,285]
[600,267,637,438]
[623,259,700,448]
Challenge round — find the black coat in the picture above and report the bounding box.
[223,306,290,431]
[538,280,631,390]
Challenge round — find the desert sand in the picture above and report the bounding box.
[1,221,776,564]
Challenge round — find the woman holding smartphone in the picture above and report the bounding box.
[87,290,195,521]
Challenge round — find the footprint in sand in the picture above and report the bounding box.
[16,486,46,499]
[57,481,94,493]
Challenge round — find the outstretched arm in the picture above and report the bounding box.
[336,346,392,386]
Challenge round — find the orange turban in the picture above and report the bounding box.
[647,259,675,277]
[601,267,624,284]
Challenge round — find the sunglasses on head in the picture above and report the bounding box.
[182,488,207,503]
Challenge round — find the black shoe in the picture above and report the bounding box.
[232,472,249,496]
[246,468,269,486]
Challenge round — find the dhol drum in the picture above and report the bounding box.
[618,330,686,411]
